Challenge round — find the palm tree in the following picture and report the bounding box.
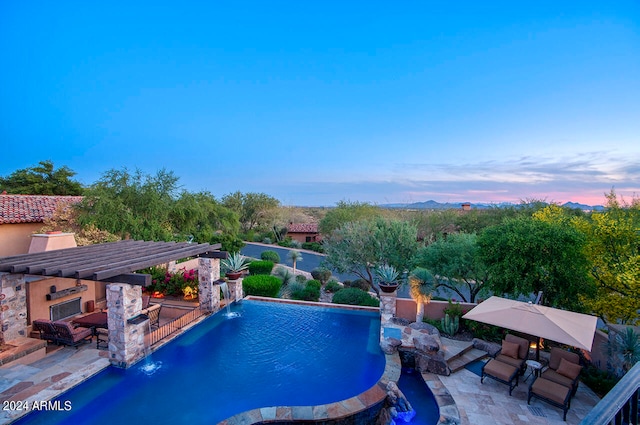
[409,267,436,322]
[287,249,303,274]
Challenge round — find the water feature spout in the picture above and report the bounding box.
[220,281,240,319]
[140,318,162,376]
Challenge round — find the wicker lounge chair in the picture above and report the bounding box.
[528,376,572,421]
[541,347,582,396]
[32,319,59,344]
[141,303,161,330]
[52,320,93,348]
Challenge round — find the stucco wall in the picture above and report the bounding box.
[395,298,477,322]
[27,277,97,323]
[0,223,42,257]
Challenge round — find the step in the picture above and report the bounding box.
[447,348,489,373]
[440,337,474,362]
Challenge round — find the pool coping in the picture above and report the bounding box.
[218,352,401,425]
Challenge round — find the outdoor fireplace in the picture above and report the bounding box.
[50,297,81,321]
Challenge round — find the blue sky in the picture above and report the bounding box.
[1,1,638,206]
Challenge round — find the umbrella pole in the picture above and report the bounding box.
[536,337,541,362]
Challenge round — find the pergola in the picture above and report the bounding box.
[0,239,226,284]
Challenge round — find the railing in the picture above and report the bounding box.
[580,361,640,425]
[148,308,207,347]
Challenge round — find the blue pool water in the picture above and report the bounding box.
[396,368,440,425]
[16,300,385,425]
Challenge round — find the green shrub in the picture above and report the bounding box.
[444,299,464,319]
[324,280,342,293]
[332,288,379,307]
[311,267,332,285]
[295,274,307,284]
[291,282,320,302]
[306,279,321,290]
[302,242,324,253]
[581,364,619,397]
[344,278,370,291]
[274,266,295,286]
[243,275,282,298]
[261,250,280,263]
[248,260,274,275]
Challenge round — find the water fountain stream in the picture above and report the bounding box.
[140,318,162,375]
[220,281,240,319]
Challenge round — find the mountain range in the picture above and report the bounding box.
[380,200,605,211]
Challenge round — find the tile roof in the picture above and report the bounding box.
[0,195,83,225]
[287,222,318,233]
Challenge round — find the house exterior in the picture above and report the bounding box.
[287,222,321,243]
[0,194,83,256]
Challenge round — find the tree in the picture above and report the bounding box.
[77,168,178,241]
[0,160,83,195]
[578,191,640,324]
[39,200,118,245]
[221,192,280,233]
[322,218,419,296]
[477,216,595,311]
[318,201,383,236]
[413,233,488,303]
[287,249,303,274]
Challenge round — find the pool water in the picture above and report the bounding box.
[16,300,386,425]
[396,368,440,425]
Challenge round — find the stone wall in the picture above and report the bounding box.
[198,258,221,313]
[227,278,243,302]
[106,283,146,368]
[0,273,27,343]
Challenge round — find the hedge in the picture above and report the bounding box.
[243,275,282,298]
[248,260,274,275]
[332,288,379,307]
[260,250,281,263]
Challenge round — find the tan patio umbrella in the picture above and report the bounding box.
[462,296,598,354]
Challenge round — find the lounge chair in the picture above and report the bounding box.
[541,347,582,396]
[481,358,520,395]
[32,319,59,344]
[96,328,109,349]
[528,376,572,421]
[494,334,530,374]
[52,320,93,348]
[142,303,161,330]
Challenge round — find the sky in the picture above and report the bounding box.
[1,1,639,207]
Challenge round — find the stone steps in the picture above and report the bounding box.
[447,348,489,373]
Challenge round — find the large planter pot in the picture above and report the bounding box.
[379,283,399,293]
[226,272,243,280]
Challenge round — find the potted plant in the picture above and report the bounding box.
[376,264,400,293]
[222,252,249,280]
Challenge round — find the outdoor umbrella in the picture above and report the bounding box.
[462,296,598,357]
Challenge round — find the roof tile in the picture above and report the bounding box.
[0,195,83,225]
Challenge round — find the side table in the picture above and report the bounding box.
[525,359,542,382]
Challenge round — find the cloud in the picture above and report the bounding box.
[273,151,639,205]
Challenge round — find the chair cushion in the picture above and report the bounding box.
[541,369,574,388]
[531,377,571,405]
[505,334,529,359]
[556,358,582,380]
[548,347,580,370]
[501,340,520,359]
[484,359,518,382]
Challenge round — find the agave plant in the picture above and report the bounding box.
[607,327,640,376]
[375,264,400,285]
[221,252,249,273]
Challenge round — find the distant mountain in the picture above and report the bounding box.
[381,200,605,211]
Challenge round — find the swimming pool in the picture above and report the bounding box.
[15,299,386,425]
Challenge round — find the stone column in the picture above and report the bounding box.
[106,283,146,368]
[0,273,28,343]
[198,257,220,313]
[227,277,243,302]
[380,290,397,321]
